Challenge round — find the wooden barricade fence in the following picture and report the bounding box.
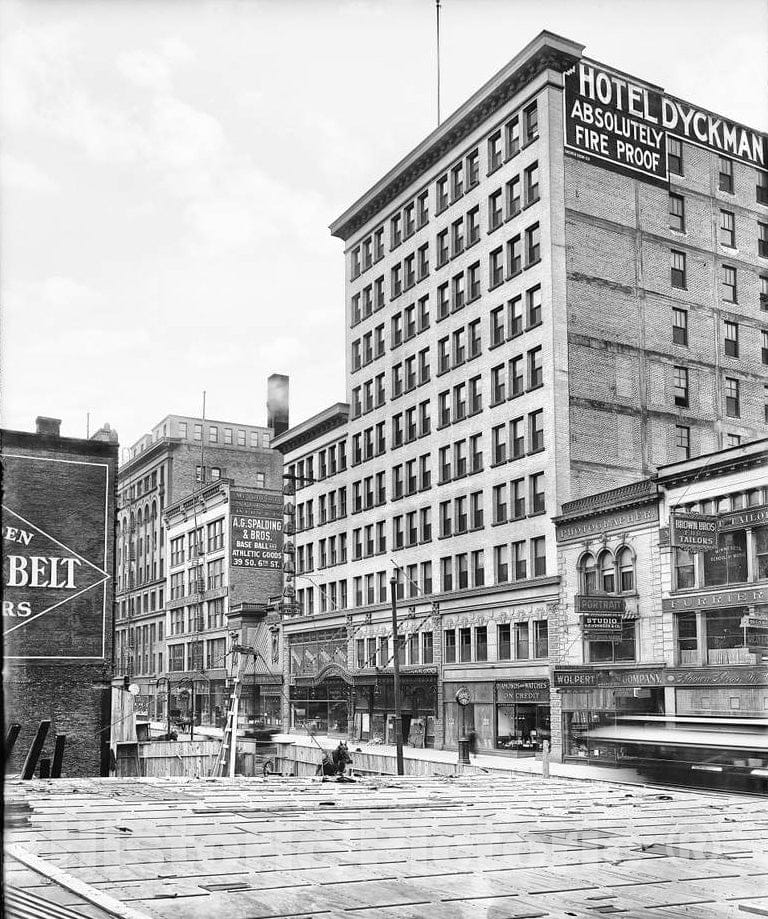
[118,740,220,778]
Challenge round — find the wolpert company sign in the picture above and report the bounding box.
[564,60,766,184]
[230,489,283,570]
[3,454,111,660]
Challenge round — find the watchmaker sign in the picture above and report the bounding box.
[564,59,766,185]
[3,454,111,660]
[230,489,283,570]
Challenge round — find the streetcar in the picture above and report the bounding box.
[584,715,768,794]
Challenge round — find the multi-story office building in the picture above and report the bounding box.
[552,437,768,764]
[276,31,767,754]
[164,480,284,732]
[115,376,288,722]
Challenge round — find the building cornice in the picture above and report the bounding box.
[329,31,583,242]
[272,403,349,456]
[656,438,768,489]
[556,478,659,524]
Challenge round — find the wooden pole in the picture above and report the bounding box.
[5,722,21,764]
[39,759,51,779]
[51,735,66,778]
[21,721,51,780]
[389,573,405,776]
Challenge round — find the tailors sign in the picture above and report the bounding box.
[670,513,719,550]
[564,60,766,185]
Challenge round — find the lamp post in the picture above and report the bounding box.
[389,571,405,776]
[156,677,172,740]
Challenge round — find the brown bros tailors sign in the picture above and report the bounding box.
[564,59,767,185]
[3,454,110,660]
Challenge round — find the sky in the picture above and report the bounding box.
[2,0,767,458]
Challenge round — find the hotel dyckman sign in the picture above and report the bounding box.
[564,59,767,185]
[230,489,283,570]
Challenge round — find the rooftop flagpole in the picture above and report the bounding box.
[436,0,442,126]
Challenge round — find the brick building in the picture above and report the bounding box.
[163,481,284,733]
[3,417,118,776]
[115,375,288,722]
[552,437,768,765]
[275,31,767,754]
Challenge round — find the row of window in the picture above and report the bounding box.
[177,421,269,448]
[579,548,636,595]
[670,237,768,296]
[444,619,547,664]
[169,520,225,567]
[286,441,348,493]
[294,537,549,613]
[168,559,225,599]
[168,637,227,672]
[667,139,768,205]
[356,632,434,669]
[491,472,546,524]
[391,244,430,299]
[168,598,226,635]
[673,365,744,418]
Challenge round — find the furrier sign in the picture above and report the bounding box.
[564,60,766,184]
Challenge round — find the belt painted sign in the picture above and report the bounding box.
[3,454,111,659]
[663,586,767,611]
[564,59,766,185]
[230,489,283,570]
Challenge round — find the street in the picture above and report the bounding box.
[5,773,768,918]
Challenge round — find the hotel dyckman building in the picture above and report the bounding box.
[273,31,768,757]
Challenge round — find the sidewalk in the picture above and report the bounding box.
[273,732,643,785]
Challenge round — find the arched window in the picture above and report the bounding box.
[599,550,615,594]
[581,553,597,595]
[617,547,635,593]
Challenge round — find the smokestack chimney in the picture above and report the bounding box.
[36,416,61,437]
[267,374,289,437]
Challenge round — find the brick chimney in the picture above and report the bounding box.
[35,416,61,437]
[267,374,289,437]
[90,422,119,444]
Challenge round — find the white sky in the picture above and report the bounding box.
[2,0,767,455]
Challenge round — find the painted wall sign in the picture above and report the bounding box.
[556,503,658,543]
[564,59,767,185]
[670,514,719,550]
[554,668,664,689]
[719,504,768,532]
[575,595,626,614]
[663,586,767,612]
[580,613,624,637]
[496,680,550,703]
[3,454,110,660]
[230,489,283,570]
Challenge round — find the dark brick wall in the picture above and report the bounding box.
[2,429,117,777]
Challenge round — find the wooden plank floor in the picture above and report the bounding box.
[5,775,767,918]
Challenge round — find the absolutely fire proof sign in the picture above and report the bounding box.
[230,489,283,570]
[564,59,766,185]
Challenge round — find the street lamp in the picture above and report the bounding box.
[389,570,405,776]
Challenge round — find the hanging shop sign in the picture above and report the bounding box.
[230,489,283,570]
[580,613,624,637]
[740,614,768,630]
[564,59,766,186]
[575,595,626,614]
[670,514,719,550]
[3,453,111,660]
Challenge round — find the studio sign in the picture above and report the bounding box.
[564,60,766,184]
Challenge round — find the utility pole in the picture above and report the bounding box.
[436,0,442,126]
[389,572,405,776]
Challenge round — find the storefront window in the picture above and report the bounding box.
[756,526,768,579]
[675,547,696,590]
[703,530,747,586]
[588,621,636,663]
[677,612,698,664]
[706,609,749,664]
[496,704,550,753]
